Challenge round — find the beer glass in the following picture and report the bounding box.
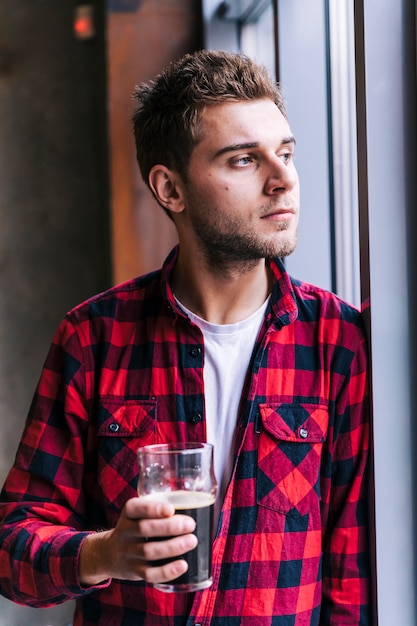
[137,442,217,592]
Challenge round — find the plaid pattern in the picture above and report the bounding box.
[0,246,370,625]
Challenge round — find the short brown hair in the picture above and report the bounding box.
[132,49,286,185]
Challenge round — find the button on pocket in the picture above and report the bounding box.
[257,403,328,517]
[97,399,157,518]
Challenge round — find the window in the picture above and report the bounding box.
[203,1,417,623]
[203,0,361,306]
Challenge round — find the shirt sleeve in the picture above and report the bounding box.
[0,316,110,607]
[320,323,372,625]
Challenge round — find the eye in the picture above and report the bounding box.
[230,155,254,167]
[280,151,293,164]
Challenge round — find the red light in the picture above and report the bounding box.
[74,5,95,40]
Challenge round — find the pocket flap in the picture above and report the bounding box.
[97,399,156,437]
[258,403,328,443]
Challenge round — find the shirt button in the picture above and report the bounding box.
[299,428,308,438]
[108,422,120,433]
[191,413,203,423]
[190,347,202,357]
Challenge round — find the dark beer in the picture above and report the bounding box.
[144,490,215,592]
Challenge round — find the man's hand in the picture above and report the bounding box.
[79,496,197,586]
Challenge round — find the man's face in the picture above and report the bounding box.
[178,98,300,267]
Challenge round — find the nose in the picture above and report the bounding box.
[263,156,298,195]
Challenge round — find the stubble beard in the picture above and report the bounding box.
[189,211,298,275]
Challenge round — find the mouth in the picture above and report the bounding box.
[261,208,295,221]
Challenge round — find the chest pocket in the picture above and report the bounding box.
[256,403,328,517]
[96,399,157,516]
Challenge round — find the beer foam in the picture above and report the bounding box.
[141,490,215,509]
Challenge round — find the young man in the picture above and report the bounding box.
[0,50,371,624]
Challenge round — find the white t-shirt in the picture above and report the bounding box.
[176,297,269,520]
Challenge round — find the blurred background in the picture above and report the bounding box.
[0,1,416,624]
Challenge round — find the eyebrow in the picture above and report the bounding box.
[214,136,296,158]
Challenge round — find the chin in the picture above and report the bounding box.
[269,233,298,259]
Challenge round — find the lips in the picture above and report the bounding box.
[261,208,295,220]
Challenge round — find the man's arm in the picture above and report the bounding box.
[0,318,94,606]
[0,317,196,606]
[320,326,371,624]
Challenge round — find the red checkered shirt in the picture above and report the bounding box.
[0,246,371,625]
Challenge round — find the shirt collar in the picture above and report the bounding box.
[266,257,299,328]
[161,245,299,327]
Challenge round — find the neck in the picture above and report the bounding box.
[172,250,271,325]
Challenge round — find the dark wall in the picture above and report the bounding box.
[0,2,110,623]
[0,3,110,465]
[0,1,203,623]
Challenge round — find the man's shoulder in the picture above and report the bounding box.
[289,275,363,326]
[67,267,163,322]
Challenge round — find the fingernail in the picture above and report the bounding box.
[180,518,196,532]
[183,534,197,550]
[156,502,174,517]
[172,560,188,576]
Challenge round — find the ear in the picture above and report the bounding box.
[148,165,185,215]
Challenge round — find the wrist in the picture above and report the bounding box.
[79,530,112,586]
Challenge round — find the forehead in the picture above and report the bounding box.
[197,99,292,151]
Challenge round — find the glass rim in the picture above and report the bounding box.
[137,442,213,455]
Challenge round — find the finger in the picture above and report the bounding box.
[125,496,174,520]
[138,513,196,539]
[140,532,198,563]
[142,558,189,585]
